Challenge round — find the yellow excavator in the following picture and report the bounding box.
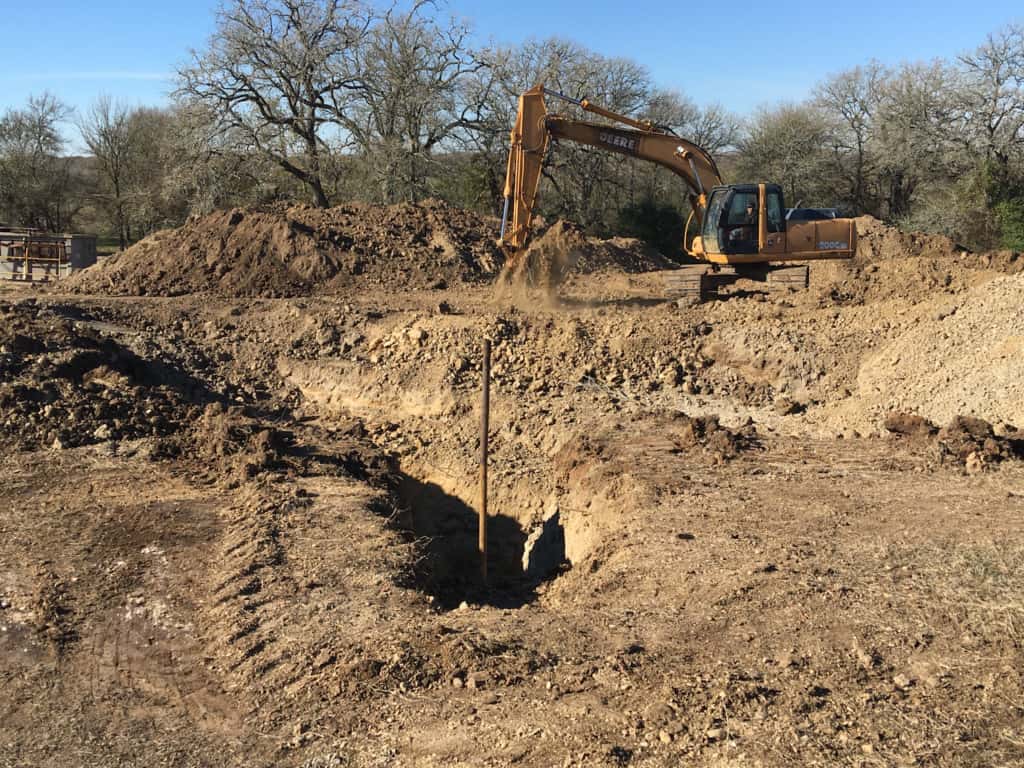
[497,85,858,299]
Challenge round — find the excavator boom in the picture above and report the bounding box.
[499,85,723,257]
[499,86,551,254]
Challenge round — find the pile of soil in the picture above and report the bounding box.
[0,299,202,450]
[180,403,398,488]
[836,275,1024,430]
[498,220,675,292]
[67,199,504,298]
[852,215,963,263]
[809,216,1022,306]
[573,236,674,274]
[885,412,1024,471]
[183,403,297,486]
[936,416,1024,469]
[553,412,756,480]
[668,411,758,461]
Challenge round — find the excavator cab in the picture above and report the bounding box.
[697,184,784,258]
[691,183,855,266]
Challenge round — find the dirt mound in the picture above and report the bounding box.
[573,236,674,274]
[66,199,503,298]
[183,403,297,485]
[0,299,202,450]
[181,402,398,488]
[853,215,963,263]
[885,412,1024,471]
[809,217,1022,306]
[498,220,676,293]
[937,416,1024,469]
[667,411,758,461]
[554,412,757,475]
[851,275,1024,427]
[883,412,936,438]
[807,274,1024,435]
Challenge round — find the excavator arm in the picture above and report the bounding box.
[498,84,724,258]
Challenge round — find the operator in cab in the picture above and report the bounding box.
[728,198,758,248]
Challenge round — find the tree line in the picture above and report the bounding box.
[1,0,1021,253]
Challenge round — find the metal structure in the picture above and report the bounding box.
[0,229,97,281]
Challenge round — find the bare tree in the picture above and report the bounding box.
[736,104,833,205]
[940,25,1024,246]
[340,1,487,203]
[163,101,286,214]
[549,53,652,228]
[455,38,601,213]
[466,38,730,233]
[488,39,653,228]
[79,96,135,248]
[954,24,1024,165]
[0,93,78,231]
[815,61,886,213]
[643,88,739,154]
[686,103,742,156]
[873,61,960,218]
[176,0,371,208]
[121,107,196,236]
[956,25,1024,190]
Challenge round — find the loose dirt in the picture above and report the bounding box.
[66,199,504,298]
[498,220,675,295]
[0,298,203,451]
[807,273,1024,435]
[808,214,1023,306]
[4,210,1024,767]
[885,411,1024,471]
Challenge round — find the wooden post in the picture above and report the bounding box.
[479,338,491,585]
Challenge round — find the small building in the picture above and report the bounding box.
[0,229,98,281]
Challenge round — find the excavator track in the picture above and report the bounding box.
[661,265,734,301]
[660,265,712,300]
[661,264,809,301]
[765,265,810,290]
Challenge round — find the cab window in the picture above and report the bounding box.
[723,191,758,250]
[766,190,784,233]
[726,192,758,226]
[701,190,729,252]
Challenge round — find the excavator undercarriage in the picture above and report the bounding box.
[662,264,810,302]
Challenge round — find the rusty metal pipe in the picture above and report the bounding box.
[479,338,491,584]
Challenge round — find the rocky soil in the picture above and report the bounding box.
[3,206,1024,767]
[0,298,203,451]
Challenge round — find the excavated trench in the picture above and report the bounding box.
[282,356,619,608]
[391,470,570,608]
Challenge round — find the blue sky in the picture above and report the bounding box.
[1,0,1021,149]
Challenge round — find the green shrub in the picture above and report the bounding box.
[614,199,685,259]
[995,197,1024,251]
